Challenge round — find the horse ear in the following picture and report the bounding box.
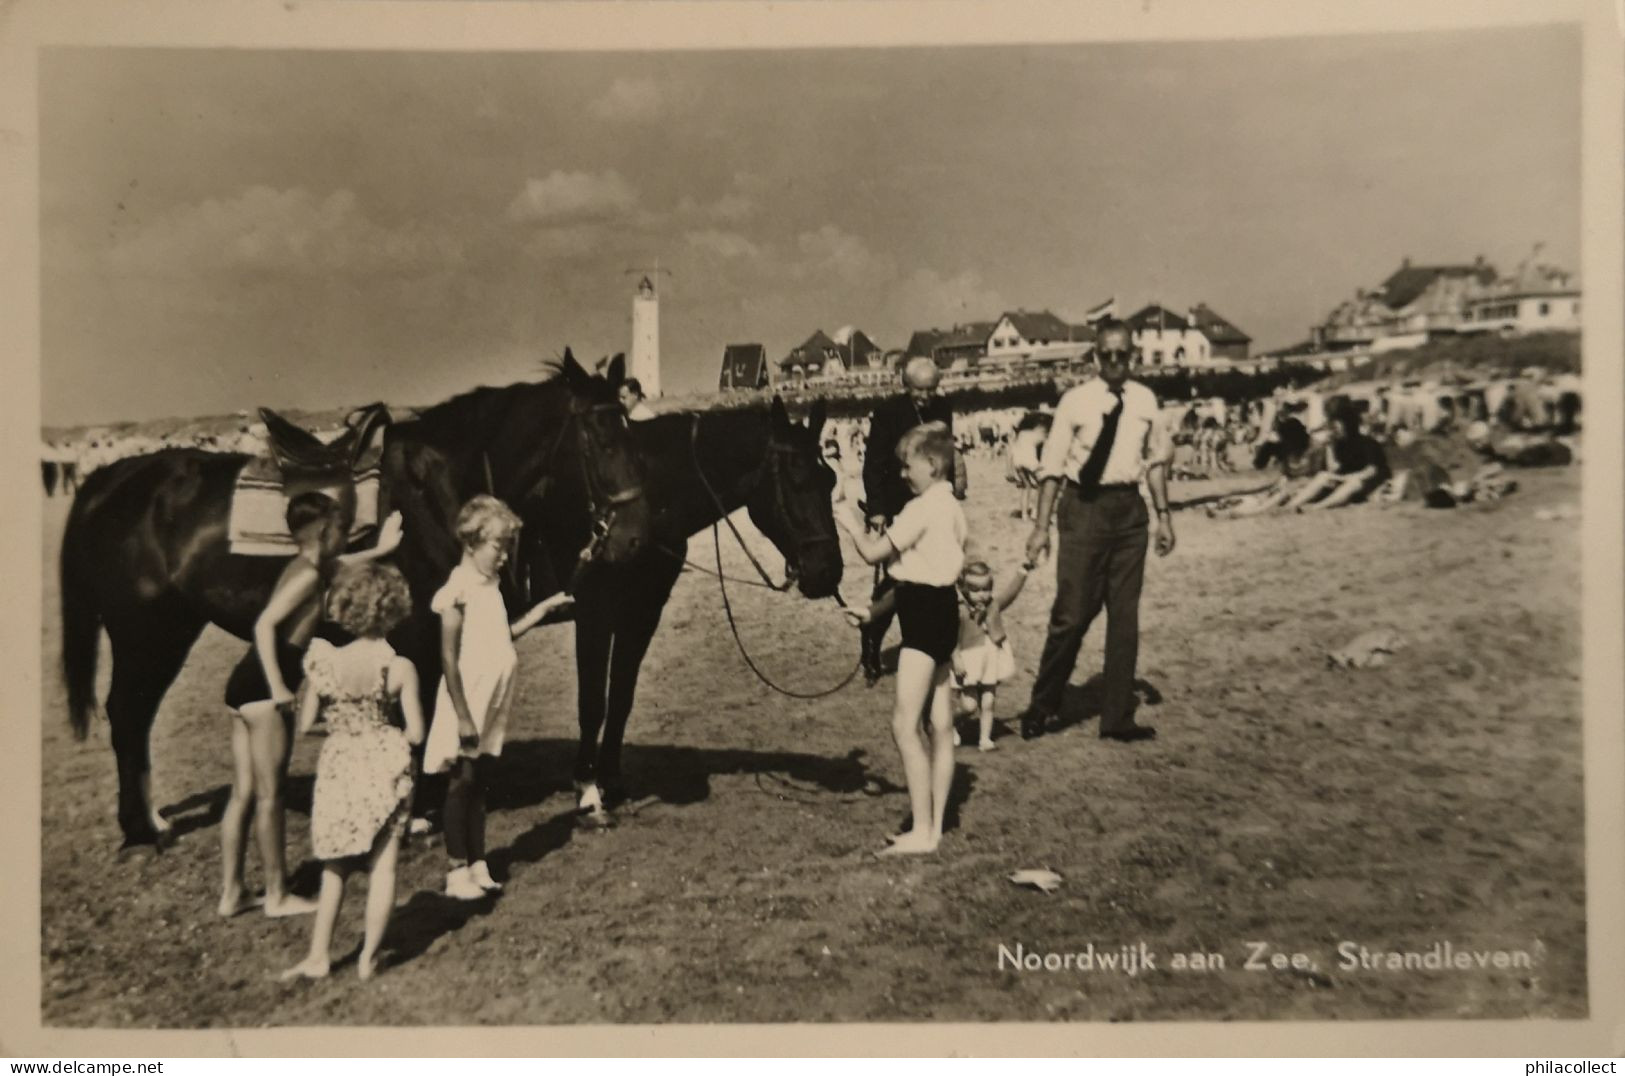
[808,398,827,437]
[606,353,626,386]
[561,348,586,387]
[769,395,789,429]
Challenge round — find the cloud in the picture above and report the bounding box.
[507,170,639,225]
[878,267,1009,332]
[674,185,759,225]
[589,77,664,123]
[521,224,610,261]
[708,193,757,222]
[790,224,887,283]
[104,186,463,277]
[685,228,762,261]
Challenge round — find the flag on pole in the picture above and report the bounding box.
[1082,296,1116,324]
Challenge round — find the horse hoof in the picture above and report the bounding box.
[600,785,630,811]
[576,784,604,813]
[578,807,615,830]
[116,837,161,860]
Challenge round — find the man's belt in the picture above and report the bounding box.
[1065,478,1139,492]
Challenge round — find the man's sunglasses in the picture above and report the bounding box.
[1098,348,1135,362]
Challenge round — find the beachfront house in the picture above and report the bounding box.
[718,343,770,391]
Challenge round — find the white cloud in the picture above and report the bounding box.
[674,190,758,225]
[104,186,462,276]
[521,224,608,261]
[685,228,761,261]
[879,267,1009,333]
[709,192,757,222]
[791,224,887,283]
[589,77,664,123]
[507,170,639,225]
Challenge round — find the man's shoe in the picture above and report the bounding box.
[1101,724,1157,743]
[1020,711,1051,741]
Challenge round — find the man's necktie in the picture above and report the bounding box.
[1076,387,1125,492]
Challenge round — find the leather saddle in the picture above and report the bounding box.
[259,402,393,481]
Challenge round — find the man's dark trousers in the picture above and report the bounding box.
[1030,484,1148,733]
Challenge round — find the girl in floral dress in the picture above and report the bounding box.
[281,562,424,982]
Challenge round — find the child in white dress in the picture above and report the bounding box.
[281,562,423,982]
[950,559,1030,752]
[423,495,573,900]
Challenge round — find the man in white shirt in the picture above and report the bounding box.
[1022,319,1176,743]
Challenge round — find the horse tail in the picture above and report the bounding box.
[60,489,104,741]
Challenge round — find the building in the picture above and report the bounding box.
[630,275,661,397]
[1186,302,1252,361]
[718,343,769,391]
[904,322,997,371]
[1126,304,1211,367]
[1461,260,1581,335]
[983,309,1094,366]
[832,327,886,371]
[778,329,846,382]
[1311,256,1498,352]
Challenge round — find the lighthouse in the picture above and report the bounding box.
[630,275,660,397]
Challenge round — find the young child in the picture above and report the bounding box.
[422,495,573,900]
[281,562,424,981]
[220,493,402,919]
[950,559,1030,752]
[834,421,967,856]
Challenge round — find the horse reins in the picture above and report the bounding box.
[686,413,861,700]
[482,399,645,595]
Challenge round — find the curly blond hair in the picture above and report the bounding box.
[327,562,413,638]
[455,494,523,549]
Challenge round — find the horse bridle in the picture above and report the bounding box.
[688,413,840,591]
[489,398,645,586]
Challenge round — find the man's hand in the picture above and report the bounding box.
[1024,526,1050,566]
[866,513,887,534]
[1154,515,1176,557]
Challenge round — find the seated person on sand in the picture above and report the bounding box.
[1464,420,1574,468]
[1281,403,1390,513]
[1210,411,1321,518]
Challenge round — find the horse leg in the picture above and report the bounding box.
[572,601,613,816]
[104,602,206,848]
[597,617,662,810]
[598,568,679,810]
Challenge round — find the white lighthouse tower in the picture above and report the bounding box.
[630,274,661,398]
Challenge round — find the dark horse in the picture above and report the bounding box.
[60,352,651,847]
[568,396,845,817]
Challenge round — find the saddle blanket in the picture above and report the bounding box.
[228,444,384,557]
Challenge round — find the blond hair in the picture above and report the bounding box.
[896,420,954,480]
[455,494,523,549]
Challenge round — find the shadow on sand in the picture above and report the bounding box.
[1043,674,1165,735]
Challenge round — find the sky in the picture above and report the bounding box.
[39,24,1580,426]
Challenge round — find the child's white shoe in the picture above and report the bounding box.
[444,867,485,901]
[469,861,503,892]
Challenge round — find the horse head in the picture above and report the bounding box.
[556,349,650,565]
[742,396,843,599]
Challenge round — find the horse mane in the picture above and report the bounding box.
[403,375,565,442]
